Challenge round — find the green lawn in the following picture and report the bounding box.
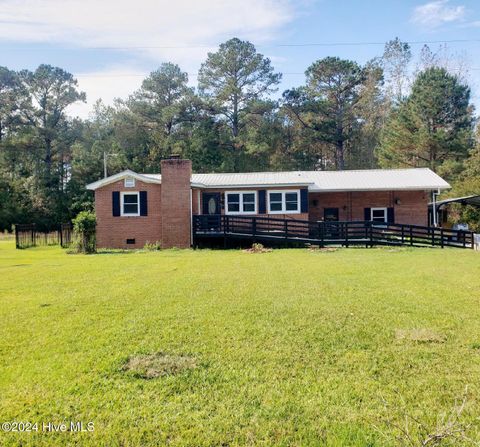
[1,241,480,446]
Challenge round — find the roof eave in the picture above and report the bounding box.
[86,170,162,190]
[194,182,314,189]
[308,185,451,193]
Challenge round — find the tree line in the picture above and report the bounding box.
[0,37,478,231]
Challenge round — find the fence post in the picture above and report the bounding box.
[345,222,349,248]
[440,228,444,249]
[431,227,435,247]
[284,220,288,240]
[409,226,413,246]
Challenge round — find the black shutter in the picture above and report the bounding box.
[387,207,394,223]
[258,190,266,214]
[300,189,308,213]
[112,191,120,216]
[140,191,148,216]
[364,208,371,221]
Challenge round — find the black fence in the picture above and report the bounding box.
[193,215,475,249]
[15,223,73,249]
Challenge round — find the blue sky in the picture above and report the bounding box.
[1,0,479,117]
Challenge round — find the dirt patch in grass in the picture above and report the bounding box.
[395,328,446,344]
[308,247,338,253]
[243,243,272,254]
[122,353,197,379]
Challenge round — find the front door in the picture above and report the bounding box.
[324,208,340,239]
[202,193,221,231]
[324,208,339,222]
[203,193,220,215]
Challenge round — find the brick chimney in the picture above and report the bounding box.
[160,157,192,248]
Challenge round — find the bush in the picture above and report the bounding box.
[143,241,161,251]
[71,211,96,254]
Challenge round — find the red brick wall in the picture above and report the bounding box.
[95,180,162,249]
[160,159,192,248]
[392,190,430,226]
[309,192,350,221]
[309,190,429,225]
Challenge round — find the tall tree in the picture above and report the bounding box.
[0,67,22,143]
[18,65,86,182]
[378,67,474,172]
[283,57,379,170]
[123,63,194,167]
[381,37,412,103]
[198,38,281,169]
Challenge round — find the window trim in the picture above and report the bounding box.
[124,177,135,188]
[225,190,258,215]
[370,207,387,223]
[120,191,140,216]
[268,189,301,214]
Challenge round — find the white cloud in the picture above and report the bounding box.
[0,0,294,62]
[1,0,298,118]
[411,0,465,28]
[66,66,148,119]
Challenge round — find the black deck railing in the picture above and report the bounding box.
[192,215,474,249]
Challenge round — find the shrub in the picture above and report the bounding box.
[143,241,161,251]
[71,211,96,254]
[244,243,272,253]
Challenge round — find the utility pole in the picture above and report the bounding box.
[103,152,118,178]
[103,151,108,178]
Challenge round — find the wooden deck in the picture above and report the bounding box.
[192,215,474,249]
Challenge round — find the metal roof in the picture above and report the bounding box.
[429,194,480,209]
[87,167,450,191]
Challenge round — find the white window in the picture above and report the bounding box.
[225,191,257,215]
[268,190,300,214]
[124,177,135,188]
[371,207,387,223]
[121,192,140,216]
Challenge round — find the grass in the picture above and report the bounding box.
[1,241,480,446]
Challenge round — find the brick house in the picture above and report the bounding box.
[86,157,450,249]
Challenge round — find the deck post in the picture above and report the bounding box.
[365,222,372,248]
